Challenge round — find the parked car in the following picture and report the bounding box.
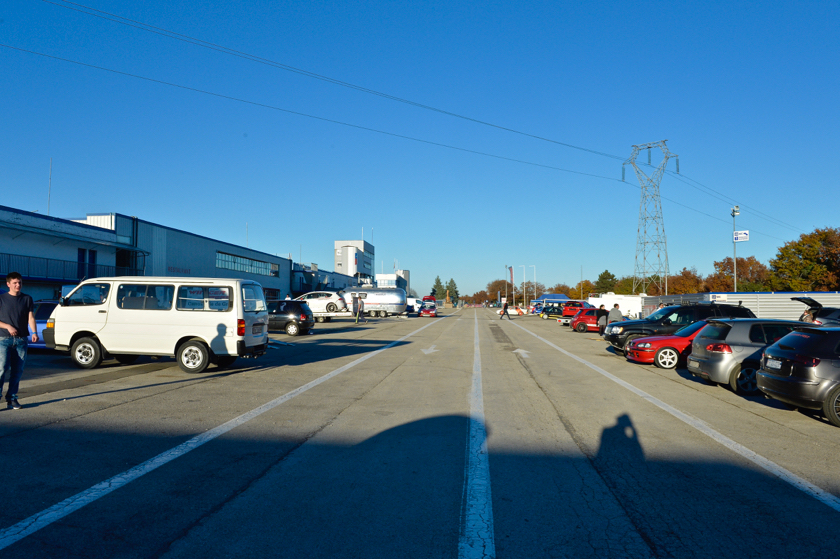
[626,320,708,369]
[570,308,599,333]
[295,291,347,313]
[45,277,268,373]
[268,300,314,336]
[758,327,840,427]
[31,300,59,349]
[792,297,840,326]
[687,318,801,394]
[604,302,756,355]
[560,300,594,317]
[419,302,438,317]
[539,305,565,320]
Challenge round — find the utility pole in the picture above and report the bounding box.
[625,140,677,296]
[732,206,740,292]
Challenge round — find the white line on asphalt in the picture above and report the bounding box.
[509,320,840,514]
[458,311,495,559]
[0,317,448,550]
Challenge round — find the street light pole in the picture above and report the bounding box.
[732,206,740,293]
[504,265,508,303]
[530,265,536,303]
[520,265,525,307]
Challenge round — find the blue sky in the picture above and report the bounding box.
[2,0,838,296]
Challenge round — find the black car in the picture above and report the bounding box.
[758,326,840,427]
[792,297,840,326]
[268,300,314,336]
[604,302,756,354]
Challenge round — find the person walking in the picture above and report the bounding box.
[500,301,511,320]
[597,304,609,335]
[0,272,37,410]
[608,303,623,325]
[355,296,367,324]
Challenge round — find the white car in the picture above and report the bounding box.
[295,291,347,313]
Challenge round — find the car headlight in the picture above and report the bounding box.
[637,342,652,348]
[611,326,623,334]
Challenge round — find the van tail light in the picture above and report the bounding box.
[794,354,820,367]
[46,318,55,329]
[237,319,245,336]
[706,343,732,353]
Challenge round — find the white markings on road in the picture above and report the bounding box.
[459,311,495,559]
[512,349,530,359]
[509,320,840,514]
[421,345,439,354]
[0,317,448,550]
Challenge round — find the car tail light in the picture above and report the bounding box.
[301,313,306,321]
[794,354,820,367]
[237,319,245,336]
[812,319,822,325]
[706,343,732,353]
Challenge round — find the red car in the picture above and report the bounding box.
[419,303,438,317]
[625,320,708,369]
[561,300,594,317]
[570,308,599,332]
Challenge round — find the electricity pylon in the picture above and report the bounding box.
[624,140,677,295]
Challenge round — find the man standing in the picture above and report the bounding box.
[0,272,37,410]
[596,304,609,335]
[608,303,623,325]
[500,301,511,320]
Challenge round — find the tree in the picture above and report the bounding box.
[593,270,617,294]
[705,256,770,292]
[769,228,840,291]
[431,276,446,299]
[571,280,596,300]
[486,279,514,302]
[408,288,418,298]
[547,283,572,296]
[612,276,636,295]
[445,278,460,304]
[668,267,704,294]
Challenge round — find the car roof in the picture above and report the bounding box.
[706,318,801,325]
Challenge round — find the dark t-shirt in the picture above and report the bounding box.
[0,292,34,337]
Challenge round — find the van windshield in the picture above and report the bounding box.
[242,284,267,312]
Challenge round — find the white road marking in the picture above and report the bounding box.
[0,317,447,550]
[512,349,530,359]
[459,311,495,559]
[510,320,840,514]
[421,345,439,354]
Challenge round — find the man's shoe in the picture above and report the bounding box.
[7,398,21,410]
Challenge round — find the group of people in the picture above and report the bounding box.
[596,303,626,335]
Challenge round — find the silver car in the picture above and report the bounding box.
[687,319,802,395]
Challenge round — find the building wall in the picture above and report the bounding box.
[334,240,374,280]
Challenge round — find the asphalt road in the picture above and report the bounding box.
[1,308,839,558]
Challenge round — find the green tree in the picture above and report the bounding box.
[445,278,460,304]
[593,270,617,294]
[769,228,840,291]
[431,276,446,299]
[612,276,636,295]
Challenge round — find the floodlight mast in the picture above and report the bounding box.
[625,140,677,296]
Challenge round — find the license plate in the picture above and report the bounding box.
[766,358,782,370]
[688,359,699,368]
[252,324,263,335]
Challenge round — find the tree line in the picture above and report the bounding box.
[461,227,840,304]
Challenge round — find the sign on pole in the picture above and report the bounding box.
[734,230,749,242]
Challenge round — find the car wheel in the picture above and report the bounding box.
[71,337,102,369]
[216,356,237,368]
[729,363,760,395]
[622,336,640,356]
[541,314,547,320]
[654,347,680,369]
[115,355,139,365]
[822,385,840,427]
[316,316,325,323]
[576,322,587,333]
[286,322,300,336]
[177,340,209,373]
[326,303,337,312]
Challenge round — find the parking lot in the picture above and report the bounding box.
[2,308,839,558]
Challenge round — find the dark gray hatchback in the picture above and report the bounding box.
[687,319,802,395]
[758,327,840,427]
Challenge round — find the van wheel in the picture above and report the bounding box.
[216,356,237,368]
[576,322,588,332]
[821,385,840,427]
[177,340,209,373]
[115,355,139,365]
[71,337,102,369]
[729,363,760,395]
[286,322,300,336]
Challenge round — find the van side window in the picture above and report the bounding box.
[65,283,110,306]
[177,286,231,312]
[117,284,174,310]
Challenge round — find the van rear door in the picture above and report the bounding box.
[241,283,268,350]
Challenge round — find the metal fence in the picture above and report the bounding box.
[0,252,143,281]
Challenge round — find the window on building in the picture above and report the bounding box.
[216,252,279,277]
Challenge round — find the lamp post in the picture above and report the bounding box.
[520,265,525,307]
[732,206,740,292]
[530,265,536,303]
[504,265,508,304]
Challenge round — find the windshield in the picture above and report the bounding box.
[645,307,672,321]
[674,320,707,338]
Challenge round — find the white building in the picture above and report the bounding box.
[334,240,375,284]
[375,269,410,294]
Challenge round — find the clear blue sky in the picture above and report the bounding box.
[3,0,838,296]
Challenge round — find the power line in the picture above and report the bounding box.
[2,42,790,244]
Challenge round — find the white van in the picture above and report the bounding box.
[45,277,269,373]
[341,288,407,318]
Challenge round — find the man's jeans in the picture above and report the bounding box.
[0,336,28,401]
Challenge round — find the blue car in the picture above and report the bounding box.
[31,300,59,349]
